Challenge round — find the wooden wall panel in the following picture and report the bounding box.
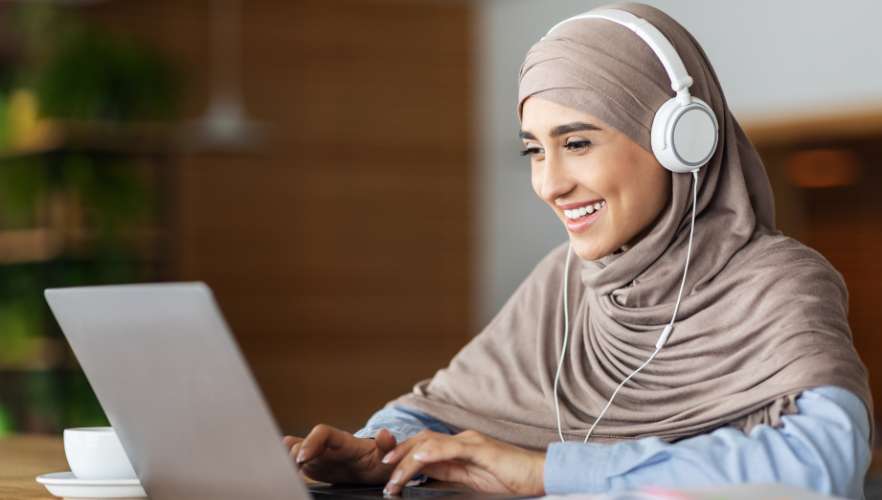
[85,0,474,435]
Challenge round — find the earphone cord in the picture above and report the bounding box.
[554,169,700,443]
[553,244,573,442]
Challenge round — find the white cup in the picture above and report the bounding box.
[63,427,138,480]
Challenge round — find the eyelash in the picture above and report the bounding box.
[519,140,592,157]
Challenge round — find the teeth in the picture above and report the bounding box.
[564,200,605,220]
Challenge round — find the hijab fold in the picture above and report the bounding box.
[387,2,872,449]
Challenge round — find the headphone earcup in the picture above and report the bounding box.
[651,96,719,173]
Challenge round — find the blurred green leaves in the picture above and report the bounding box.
[35,27,179,123]
[0,4,179,433]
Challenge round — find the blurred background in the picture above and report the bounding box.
[0,0,880,489]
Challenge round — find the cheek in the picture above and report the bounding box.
[594,156,657,225]
[614,164,669,228]
[638,165,670,213]
[574,159,617,205]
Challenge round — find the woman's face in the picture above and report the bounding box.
[520,96,671,261]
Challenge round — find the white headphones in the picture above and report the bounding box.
[542,8,719,174]
[545,9,717,443]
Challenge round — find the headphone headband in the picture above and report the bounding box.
[542,9,694,101]
[539,8,718,173]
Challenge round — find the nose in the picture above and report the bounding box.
[539,151,575,203]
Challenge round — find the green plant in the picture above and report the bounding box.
[0,92,10,150]
[0,4,180,433]
[0,405,12,437]
[35,26,178,122]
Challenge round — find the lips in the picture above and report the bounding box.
[557,199,604,210]
[563,200,605,234]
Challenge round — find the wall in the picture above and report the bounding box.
[85,0,474,434]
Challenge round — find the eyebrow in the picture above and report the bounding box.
[518,122,603,140]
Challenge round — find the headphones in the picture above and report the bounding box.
[544,9,719,443]
[542,8,719,173]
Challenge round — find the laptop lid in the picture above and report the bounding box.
[45,282,309,500]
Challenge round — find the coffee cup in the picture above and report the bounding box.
[63,427,138,480]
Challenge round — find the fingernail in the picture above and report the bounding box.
[382,487,393,497]
[389,470,402,484]
[381,451,394,464]
[296,449,307,463]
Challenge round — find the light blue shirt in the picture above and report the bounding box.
[354,385,871,499]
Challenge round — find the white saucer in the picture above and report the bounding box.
[35,471,147,498]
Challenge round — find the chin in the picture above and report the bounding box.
[570,237,612,261]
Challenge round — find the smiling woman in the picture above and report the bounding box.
[284,2,873,498]
[518,98,670,261]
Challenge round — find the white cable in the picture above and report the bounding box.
[667,168,700,325]
[555,169,700,443]
[553,244,573,442]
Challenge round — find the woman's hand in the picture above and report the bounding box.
[282,424,398,485]
[379,429,545,496]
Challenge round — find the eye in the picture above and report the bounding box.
[519,145,543,157]
[565,139,591,151]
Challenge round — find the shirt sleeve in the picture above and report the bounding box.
[543,385,871,499]
[353,404,456,442]
[353,405,456,487]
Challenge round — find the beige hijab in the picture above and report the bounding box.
[388,1,872,449]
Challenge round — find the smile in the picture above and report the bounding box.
[561,200,605,233]
[563,200,606,220]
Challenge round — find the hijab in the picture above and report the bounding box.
[385,1,872,449]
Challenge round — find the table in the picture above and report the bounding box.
[4,434,881,500]
[0,435,67,500]
[0,434,327,499]
[0,434,461,500]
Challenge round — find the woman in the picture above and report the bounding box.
[283,2,873,497]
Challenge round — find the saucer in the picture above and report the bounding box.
[36,471,147,498]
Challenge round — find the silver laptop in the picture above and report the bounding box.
[45,282,501,500]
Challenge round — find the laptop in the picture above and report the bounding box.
[45,282,523,500]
